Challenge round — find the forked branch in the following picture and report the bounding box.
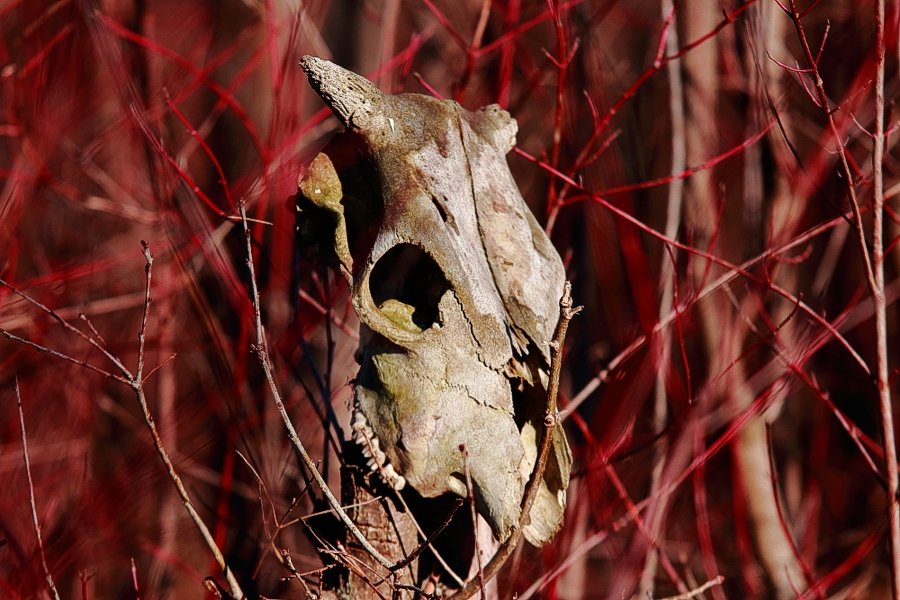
[0,245,244,599]
[779,2,899,596]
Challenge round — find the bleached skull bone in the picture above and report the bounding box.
[298,56,572,546]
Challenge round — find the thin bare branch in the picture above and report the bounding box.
[0,277,132,377]
[871,0,900,596]
[237,203,394,570]
[784,0,877,297]
[658,575,726,600]
[0,328,129,383]
[129,243,245,599]
[15,379,61,600]
[380,498,464,581]
[461,444,486,599]
[0,248,244,598]
[449,282,581,599]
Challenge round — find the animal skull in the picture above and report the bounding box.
[297,56,571,546]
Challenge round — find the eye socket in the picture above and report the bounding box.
[369,243,450,333]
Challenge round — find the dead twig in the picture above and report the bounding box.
[380,498,464,581]
[779,1,900,595]
[641,1,686,594]
[461,444,486,599]
[237,203,394,571]
[870,0,900,597]
[779,0,876,295]
[131,242,245,599]
[0,244,245,599]
[449,282,581,599]
[657,575,726,600]
[15,378,61,600]
[350,401,463,584]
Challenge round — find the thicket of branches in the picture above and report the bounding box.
[1,1,898,598]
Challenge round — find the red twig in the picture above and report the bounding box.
[559,0,757,198]
[605,463,688,593]
[575,121,774,199]
[93,11,269,164]
[0,248,245,598]
[517,149,871,378]
[163,90,235,208]
[562,210,854,419]
[763,427,820,596]
[543,0,573,232]
[16,22,76,79]
[798,530,881,599]
[692,424,723,600]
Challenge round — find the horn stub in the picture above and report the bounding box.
[300,55,383,130]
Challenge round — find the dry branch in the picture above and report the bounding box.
[448,282,581,599]
[15,379,61,600]
[1,246,245,599]
[237,204,394,571]
[870,0,900,596]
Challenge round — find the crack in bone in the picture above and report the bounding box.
[351,400,407,491]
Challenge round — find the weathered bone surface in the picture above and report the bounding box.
[298,56,571,546]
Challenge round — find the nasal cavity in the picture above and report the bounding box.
[369,243,450,333]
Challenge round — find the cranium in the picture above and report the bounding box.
[297,56,571,546]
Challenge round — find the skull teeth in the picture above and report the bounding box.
[381,464,405,491]
[351,400,406,491]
